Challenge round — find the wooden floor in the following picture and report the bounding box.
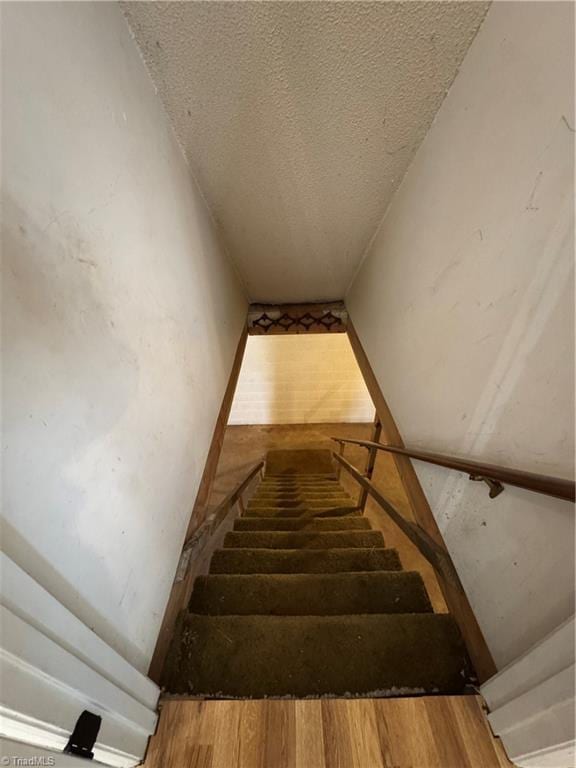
[144,696,512,768]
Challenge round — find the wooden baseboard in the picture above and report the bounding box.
[346,319,497,683]
[148,327,248,683]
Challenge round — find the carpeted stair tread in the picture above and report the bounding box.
[209,547,402,574]
[188,572,433,616]
[258,477,342,488]
[252,496,353,504]
[252,486,348,492]
[260,477,340,485]
[234,516,372,531]
[258,481,344,487]
[255,486,349,493]
[250,496,355,509]
[243,505,359,518]
[254,492,351,500]
[248,498,353,509]
[223,530,385,549]
[163,613,470,697]
[243,509,359,519]
[265,449,336,476]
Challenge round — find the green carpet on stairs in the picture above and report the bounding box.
[243,505,360,518]
[210,547,402,574]
[189,571,433,615]
[163,613,469,697]
[233,516,371,531]
[162,450,472,698]
[248,500,354,510]
[223,530,385,549]
[265,449,336,476]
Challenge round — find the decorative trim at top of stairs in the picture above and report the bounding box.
[248,302,347,335]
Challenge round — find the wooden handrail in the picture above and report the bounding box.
[175,461,264,582]
[333,452,445,568]
[332,438,575,502]
[333,449,490,676]
[215,461,265,510]
[190,460,265,545]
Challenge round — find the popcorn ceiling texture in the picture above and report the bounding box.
[122,2,489,303]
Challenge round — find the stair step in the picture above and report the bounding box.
[257,483,346,490]
[265,473,337,480]
[163,613,470,697]
[189,572,433,616]
[253,497,352,504]
[234,516,372,532]
[257,492,343,498]
[265,473,338,479]
[223,530,385,549]
[209,547,401,574]
[265,449,336,476]
[249,496,351,506]
[259,484,342,491]
[243,506,359,518]
[261,479,340,485]
[252,491,350,502]
[261,477,340,484]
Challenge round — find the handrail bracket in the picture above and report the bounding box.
[469,474,504,499]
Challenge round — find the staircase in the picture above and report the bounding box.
[163,450,471,697]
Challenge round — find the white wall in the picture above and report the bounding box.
[2,2,246,672]
[228,334,374,425]
[347,2,574,669]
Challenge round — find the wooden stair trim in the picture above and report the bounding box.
[148,326,248,683]
[346,318,497,682]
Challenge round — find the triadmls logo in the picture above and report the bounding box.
[1,758,56,766]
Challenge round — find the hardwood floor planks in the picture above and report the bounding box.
[321,699,355,768]
[212,700,241,768]
[295,701,325,768]
[425,696,474,768]
[237,700,265,768]
[451,697,505,767]
[375,698,440,768]
[144,696,511,768]
[264,700,297,768]
[345,699,384,768]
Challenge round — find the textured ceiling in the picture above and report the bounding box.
[122,2,489,303]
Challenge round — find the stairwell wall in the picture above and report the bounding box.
[347,1,574,669]
[2,3,247,672]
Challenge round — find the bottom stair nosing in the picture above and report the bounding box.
[163,613,471,698]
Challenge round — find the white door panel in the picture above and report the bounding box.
[0,554,157,709]
[482,616,575,768]
[0,555,159,766]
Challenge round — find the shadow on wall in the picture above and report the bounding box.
[2,196,146,668]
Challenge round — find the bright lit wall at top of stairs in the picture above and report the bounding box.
[229,335,374,425]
